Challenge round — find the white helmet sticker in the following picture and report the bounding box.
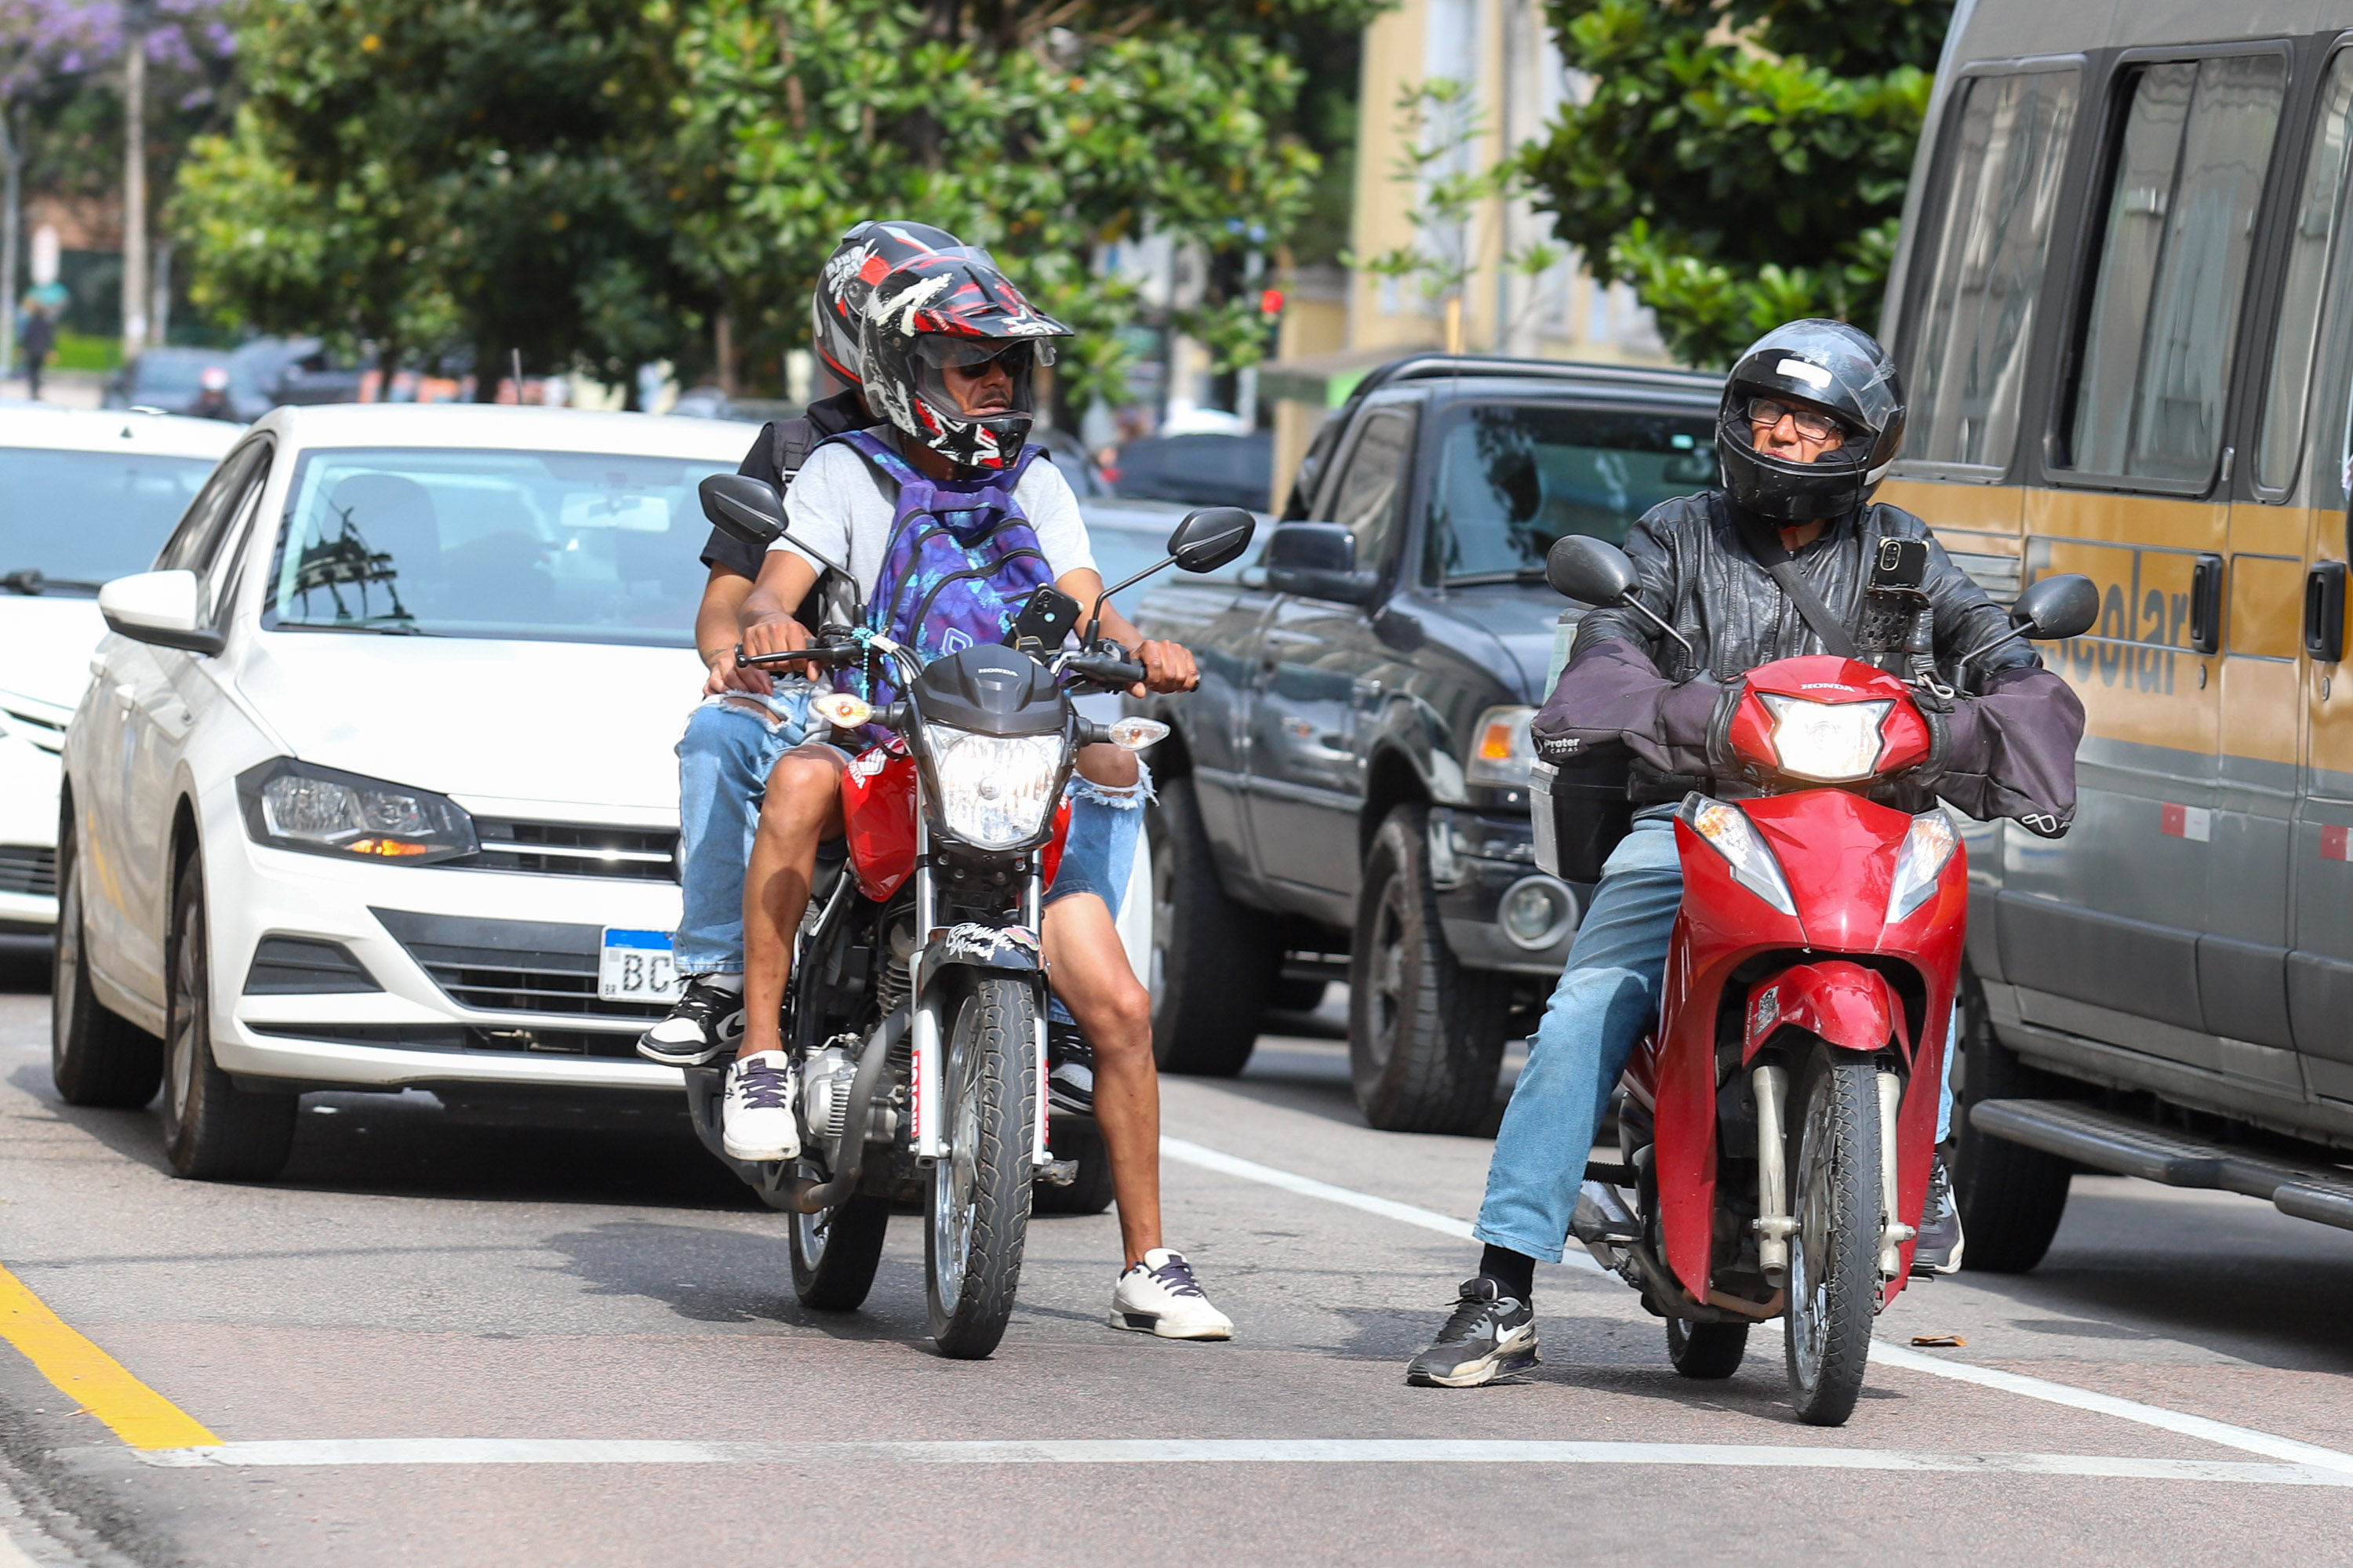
[1776,357,1834,390]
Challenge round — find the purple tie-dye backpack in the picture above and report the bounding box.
[827,429,1055,711]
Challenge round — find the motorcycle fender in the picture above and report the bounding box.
[1742,960,1910,1062]
[919,922,1044,976]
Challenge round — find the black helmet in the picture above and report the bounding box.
[1715,319,1905,522]
[859,252,1072,471]
[810,220,987,386]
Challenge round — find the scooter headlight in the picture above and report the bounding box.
[1887,809,1961,922]
[926,726,1064,849]
[1757,693,1892,783]
[1678,795,1796,916]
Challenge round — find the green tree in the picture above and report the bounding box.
[1520,0,1951,366]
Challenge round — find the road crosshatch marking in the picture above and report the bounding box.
[0,1263,217,1450]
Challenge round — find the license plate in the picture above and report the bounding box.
[598,928,681,1003]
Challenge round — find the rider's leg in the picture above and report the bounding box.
[1041,890,1158,1261]
[739,745,848,1060]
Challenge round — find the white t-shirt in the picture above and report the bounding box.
[766,431,1094,624]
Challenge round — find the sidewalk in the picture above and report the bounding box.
[0,369,105,410]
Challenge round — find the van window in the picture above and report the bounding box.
[1907,69,2079,467]
[2066,55,2285,484]
[2258,53,2353,493]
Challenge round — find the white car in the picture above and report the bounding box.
[0,408,242,938]
[56,404,756,1180]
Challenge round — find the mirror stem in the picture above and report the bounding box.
[1624,596,1693,657]
[1085,553,1177,646]
[1958,624,2030,668]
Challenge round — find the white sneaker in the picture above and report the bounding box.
[1110,1249,1233,1341]
[720,1050,800,1161]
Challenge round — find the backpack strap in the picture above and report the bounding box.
[1721,493,1858,660]
[769,415,821,490]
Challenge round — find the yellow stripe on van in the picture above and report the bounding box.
[0,1263,219,1450]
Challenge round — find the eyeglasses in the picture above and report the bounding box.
[1745,396,1846,443]
[917,337,1059,375]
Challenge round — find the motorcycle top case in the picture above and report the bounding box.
[1529,743,1633,885]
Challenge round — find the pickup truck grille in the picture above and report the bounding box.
[369,908,667,1020]
[462,819,679,882]
[0,846,56,897]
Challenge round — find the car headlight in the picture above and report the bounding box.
[1678,795,1795,915]
[235,759,477,864]
[1757,693,1891,783]
[1465,705,1538,788]
[927,726,1064,849]
[1887,809,1961,922]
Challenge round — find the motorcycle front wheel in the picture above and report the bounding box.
[925,975,1038,1359]
[1783,1042,1882,1426]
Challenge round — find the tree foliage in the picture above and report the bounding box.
[1521,0,1951,366]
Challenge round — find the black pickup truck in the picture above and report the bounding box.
[1128,355,1722,1132]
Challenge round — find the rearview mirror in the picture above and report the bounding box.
[698,473,786,548]
[1265,522,1378,605]
[2013,573,2097,641]
[1545,535,1638,606]
[1169,507,1256,573]
[99,569,224,656]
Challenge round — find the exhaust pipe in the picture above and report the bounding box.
[774,1005,907,1215]
[1751,1064,1794,1287]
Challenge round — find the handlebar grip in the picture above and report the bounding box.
[1065,653,1145,690]
[737,641,864,668]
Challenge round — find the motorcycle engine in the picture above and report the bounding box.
[802,1038,861,1145]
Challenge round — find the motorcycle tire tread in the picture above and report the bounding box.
[1783,1047,1879,1428]
[926,976,1036,1359]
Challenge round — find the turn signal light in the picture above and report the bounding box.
[1109,716,1169,752]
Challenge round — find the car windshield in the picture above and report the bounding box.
[0,446,218,591]
[1425,403,1718,581]
[263,447,733,645]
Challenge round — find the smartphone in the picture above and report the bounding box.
[1006,585,1082,651]
[1872,537,1929,591]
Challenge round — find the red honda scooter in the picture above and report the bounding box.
[1534,536,2093,1424]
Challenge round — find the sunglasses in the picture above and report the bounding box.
[917,337,1059,374]
[1746,396,1846,443]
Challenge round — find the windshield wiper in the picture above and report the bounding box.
[1446,567,1551,588]
[2,569,107,597]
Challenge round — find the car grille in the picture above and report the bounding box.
[460,818,678,882]
[0,693,67,757]
[0,846,57,897]
[369,908,667,1020]
[247,1022,642,1058]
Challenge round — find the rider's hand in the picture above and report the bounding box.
[740,613,817,671]
[704,648,774,697]
[1134,638,1198,698]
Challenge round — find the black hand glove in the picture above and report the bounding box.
[1702,678,1752,782]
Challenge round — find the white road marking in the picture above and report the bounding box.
[132,1437,2353,1484]
[1158,1135,2353,1475]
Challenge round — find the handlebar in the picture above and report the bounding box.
[1062,651,1146,691]
[736,640,865,670]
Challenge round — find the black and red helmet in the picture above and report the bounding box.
[859,253,1072,471]
[810,220,984,386]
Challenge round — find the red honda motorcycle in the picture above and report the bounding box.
[1534,536,2093,1424]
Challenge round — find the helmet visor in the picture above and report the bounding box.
[914,336,1059,373]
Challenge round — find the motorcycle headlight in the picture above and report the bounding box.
[1757,693,1892,783]
[1887,809,1961,922]
[1465,705,1538,788]
[927,726,1064,849]
[235,759,477,864]
[1678,795,1795,916]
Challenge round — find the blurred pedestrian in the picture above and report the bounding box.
[20,300,54,402]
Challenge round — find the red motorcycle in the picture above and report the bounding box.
[1535,537,2093,1424]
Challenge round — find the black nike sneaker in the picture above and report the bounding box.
[1912,1153,1965,1275]
[635,974,746,1068]
[1405,1278,1539,1388]
[1047,1015,1094,1116]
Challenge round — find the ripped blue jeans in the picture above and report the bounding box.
[1044,762,1153,1026]
[672,681,823,977]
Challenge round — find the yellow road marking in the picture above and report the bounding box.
[0,1263,217,1450]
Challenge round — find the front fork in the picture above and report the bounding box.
[907,857,1052,1170]
[1747,1060,1916,1288]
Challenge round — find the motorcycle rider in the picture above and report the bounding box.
[726,249,1235,1339]
[1405,320,2084,1388]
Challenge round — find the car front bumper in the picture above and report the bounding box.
[0,725,61,933]
[1427,806,1584,976]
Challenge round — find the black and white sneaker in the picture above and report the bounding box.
[1913,1153,1965,1275]
[1405,1278,1539,1388]
[635,975,745,1067]
[1047,1016,1094,1117]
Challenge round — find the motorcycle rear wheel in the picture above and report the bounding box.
[1666,1316,1748,1379]
[925,976,1038,1359]
[789,1173,890,1312]
[1782,1044,1882,1427]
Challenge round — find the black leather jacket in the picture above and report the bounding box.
[1534,491,2083,832]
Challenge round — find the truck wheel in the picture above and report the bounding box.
[1349,806,1511,1133]
[50,809,163,1108]
[1144,776,1271,1076]
[1951,971,2071,1273]
[160,856,296,1182]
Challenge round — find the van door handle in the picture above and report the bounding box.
[2190,553,2223,654]
[2305,562,2347,663]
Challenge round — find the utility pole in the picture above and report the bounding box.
[120,0,154,360]
[1,99,20,377]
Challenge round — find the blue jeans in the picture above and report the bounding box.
[673,683,821,977]
[1044,765,1151,1027]
[1475,810,1956,1264]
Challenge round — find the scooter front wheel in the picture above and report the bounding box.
[1783,1044,1882,1426]
[925,976,1038,1359]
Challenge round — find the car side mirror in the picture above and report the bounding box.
[698,473,786,548]
[1168,507,1257,573]
[1265,522,1378,605]
[99,569,224,656]
[1544,535,1639,606]
[2013,573,2098,640]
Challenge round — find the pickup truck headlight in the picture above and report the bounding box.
[1465,705,1538,788]
[235,759,478,864]
[927,726,1063,849]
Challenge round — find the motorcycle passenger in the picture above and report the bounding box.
[729,251,1235,1339]
[1405,320,2085,1388]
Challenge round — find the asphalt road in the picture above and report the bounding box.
[2,950,2351,1566]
